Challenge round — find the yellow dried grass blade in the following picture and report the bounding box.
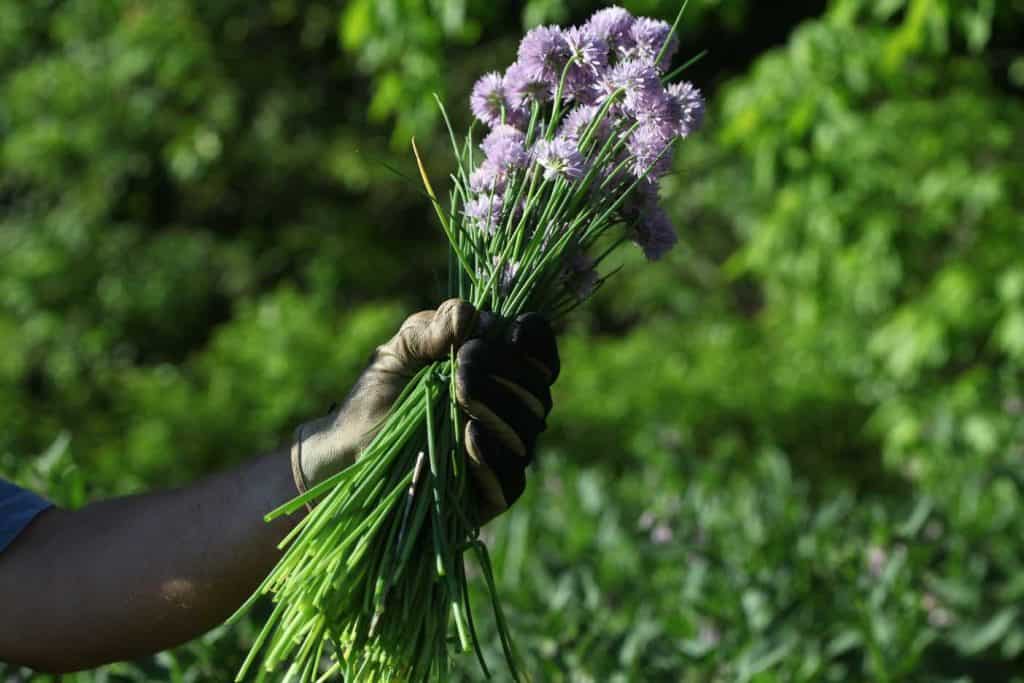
[412,137,474,278]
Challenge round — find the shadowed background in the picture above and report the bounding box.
[2,0,1024,680]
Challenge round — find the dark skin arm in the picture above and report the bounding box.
[0,300,558,675]
[0,447,299,674]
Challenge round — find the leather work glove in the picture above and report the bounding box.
[290,298,559,524]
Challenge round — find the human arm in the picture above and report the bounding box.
[0,447,298,673]
[0,299,559,673]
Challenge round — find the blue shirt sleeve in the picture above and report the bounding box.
[0,478,53,553]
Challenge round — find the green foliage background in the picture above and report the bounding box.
[2,0,1024,680]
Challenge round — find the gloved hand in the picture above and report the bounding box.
[290,298,559,524]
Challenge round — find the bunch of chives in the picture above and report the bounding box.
[231,4,705,681]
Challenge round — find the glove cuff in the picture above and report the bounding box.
[290,423,311,496]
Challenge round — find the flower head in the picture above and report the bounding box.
[469,160,506,195]
[478,257,520,295]
[592,59,661,111]
[627,123,674,180]
[565,249,599,299]
[470,72,506,127]
[559,105,610,146]
[499,259,520,294]
[482,124,528,170]
[625,87,673,136]
[630,204,678,261]
[533,137,587,181]
[562,26,608,103]
[517,25,570,85]
[504,61,552,109]
[463,195,504,235]
[667,81,705,136]
[598,160,631,195]
[565,26,608,71]
[624,18,677,72]
[583,6,635,55]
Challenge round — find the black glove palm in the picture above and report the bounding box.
[456,312,560,523]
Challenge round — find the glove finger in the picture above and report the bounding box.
[456,362,547,463]
[465,420,526,524]
[470,310,501,340]
[379,299,478,373]
[507,313,560,383]
[457,339,553,416]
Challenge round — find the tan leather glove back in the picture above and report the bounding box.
[291,299,477,491]
[291,298,559,524]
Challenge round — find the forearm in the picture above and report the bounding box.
[0,447,300,673]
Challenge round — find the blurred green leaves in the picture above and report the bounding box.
[339,0,485,145]
[3,0,1024,680]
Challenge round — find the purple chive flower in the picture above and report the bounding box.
[479,257,520,295]
[597,61,677,145]
[469,160,506,194]
[597,146,644,195]
[517,25,570,85]
[471,74,527,128]
[630,204,678,261]
[628,123,674,180]
[624,18,678,72]
[565,26,608,71]
[625,87,674,136]
[463,195,504,234]
[481,124,528,170]
[566,250,599,299]
[632,177,660,205]
[470,72,506,127]
[622,66,669,121]
[667,81,706,136]
[500,259,520,294]
[592,59,661,111]
[562,26,608,103]
[535,219,570,253]
[504,61,552,109]
[532,137,587,181]
[559,105,610,145]
[599,163,630,195]
[583,6,636,56]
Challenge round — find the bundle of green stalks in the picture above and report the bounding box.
[231,4,704,680]
[235,361,501,682]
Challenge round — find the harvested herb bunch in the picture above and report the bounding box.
[233,5,705,681]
